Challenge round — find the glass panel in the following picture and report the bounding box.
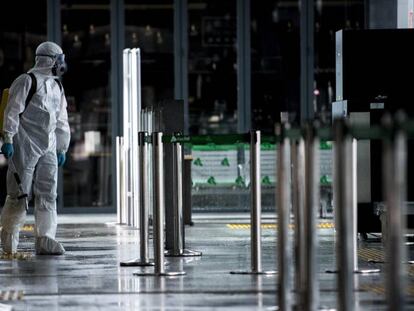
[188,1,239,212]
[188,0,237,135]
[251,0,300,131]
[0,1,47,205]
[124,0,174,109]
[191,141,334,214]
[61,0,112,207]
[308,1,366,215]
[314,0,365,122]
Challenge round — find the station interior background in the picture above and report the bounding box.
[0,0,367,215]
[2,1,414,310]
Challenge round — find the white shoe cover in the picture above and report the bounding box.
[1,230,19,254]
[35,237,65,255]
[1,196,27,232]
[1,196,27,254]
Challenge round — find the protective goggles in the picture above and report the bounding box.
[36,53,67,76]
[36,53,65,64]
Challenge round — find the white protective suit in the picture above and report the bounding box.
[1,42,70,254]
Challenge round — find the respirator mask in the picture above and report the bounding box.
[36,53,67,77]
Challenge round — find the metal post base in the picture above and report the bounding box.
[354,268,380,274]
[164,249,202,257]
[133,271,186,277]
[325,269,380,274]
[268,306,336,311]
[120,258,155,267]
[230,270,277,275]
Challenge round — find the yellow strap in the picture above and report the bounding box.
[0,88,10,135]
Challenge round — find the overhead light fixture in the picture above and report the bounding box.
[89,24,96,35]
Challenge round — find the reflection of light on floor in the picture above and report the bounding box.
[0,225,35,260]
[0,252,32,260]
[0,224,34,232]
[360,284,414,296]
[21,225,34,232]
[358,248,414,276]
[358,248,384,263]
[360,284,386,295]
[0,290,24,301]
[0,155,7,166]
[226,223,335,230]
[85,130,101,155]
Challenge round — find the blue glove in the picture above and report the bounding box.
[57,152,66,167]
[1,143,14,159]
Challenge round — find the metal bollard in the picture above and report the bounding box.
[126,140,133,227]
[383,117,407,311]
[350,138,379,275]
[121,132,155,267]
[116,136,121,224]
[132,49,141,230]
[134,132,186,277]
[126,152,133,227]
[277,125,292,310]
[303,124,320,310]
[121,137,127,225]
[165,134,201,257]
[231,131,276,275]
[141,108,155,224]
[326,133,378,277]
[183,155,194,226]
[251,130,262,273]
[291,138,306,309]
[122,49,132,227]
[351,138,357,272]
[116,136,125,225]
[333,120,354,311]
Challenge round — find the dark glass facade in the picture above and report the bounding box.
[0,1,47,205]
[0,0,367,212]
[188,0,237,135]
[125,0,174,109]
[251,0,300,131]
[314,0,365,124]
[61,1,112,207]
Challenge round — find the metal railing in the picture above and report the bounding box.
[116,114,409,310]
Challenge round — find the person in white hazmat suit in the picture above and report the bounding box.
[0,41,70,255]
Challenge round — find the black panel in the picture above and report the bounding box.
[339,29,414,114]
[337,29,414,232]
[157,99,184,250]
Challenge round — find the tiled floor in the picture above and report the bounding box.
[0,214,412,310]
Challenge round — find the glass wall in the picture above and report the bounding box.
[0,0,369,212]
[61,0,112,208]
[124,0,174,109]
[314,0,365,123]
[188,0,237,135]
[0,1,47,205]
[251,0,300,131]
